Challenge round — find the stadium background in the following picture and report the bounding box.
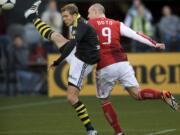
[0,0,180,135]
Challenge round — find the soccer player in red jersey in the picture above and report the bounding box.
[88,3,179,135]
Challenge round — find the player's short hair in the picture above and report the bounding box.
[91,3,105,14]
[61,4,79,15]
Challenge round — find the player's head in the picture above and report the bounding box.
[88,3,105,19]
[61,3,79,26]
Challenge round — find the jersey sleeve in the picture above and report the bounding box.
[52,40,76,66]
[120,22,157,47]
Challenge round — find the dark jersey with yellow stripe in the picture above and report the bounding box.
[52,17,100,66]
[71,17,100,65]
[34,16,100,66]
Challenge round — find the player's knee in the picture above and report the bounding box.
[66,85,80,104]
[100,98,110,104]
[51,32,68,48]
[67,94,75,104]
[126,87,141,100]
[134,95,141,100]
[67,94,78,105]
[130,91,141,100]
[134,92,143,100]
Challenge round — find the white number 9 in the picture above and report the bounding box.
[102,27,111,45]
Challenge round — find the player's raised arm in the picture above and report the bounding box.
[120,22,165,50]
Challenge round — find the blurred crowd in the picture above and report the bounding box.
[0,0,180,95]
[124,0,180,52]
[0,0,63,95]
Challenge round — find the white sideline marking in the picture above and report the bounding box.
[0,99,66,110]
[0,129,177,134]
[145,129,176,135]
[0,130,85,134]
[0,129,112,134]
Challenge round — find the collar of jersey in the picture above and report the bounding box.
[73,14,81,27]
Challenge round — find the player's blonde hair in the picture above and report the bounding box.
[61,3,79,15]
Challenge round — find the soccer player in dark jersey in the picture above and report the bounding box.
[25,1,99,135]
[88,3,179,135]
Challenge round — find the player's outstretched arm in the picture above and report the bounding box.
[51,40,77,66]
[120,22,165,50]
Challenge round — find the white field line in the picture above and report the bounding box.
[0,130,85,134]
[0,129,177,134]
[145,129,176,135]
[0,99,66,110]
[0,129,111,134]
[0,129,159,134]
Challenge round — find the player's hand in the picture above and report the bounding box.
[48,58,60,71]
[48,64,56,71]
[156,43,165,50]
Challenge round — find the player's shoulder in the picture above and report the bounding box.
[88,18,98,25]
[104,18,121,26]
[79,17,88,25]
[79,17,91,28]
[104,17,117,22]
[111,18,121,24]
[78,18,96,33]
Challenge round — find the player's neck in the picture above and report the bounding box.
[98,14,106,18]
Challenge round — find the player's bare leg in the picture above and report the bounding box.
[100,98,124,135]
[67,85,79,105]
[126,87,179,111]
[25,0,67,49]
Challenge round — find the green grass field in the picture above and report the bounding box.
[0,96,180,135]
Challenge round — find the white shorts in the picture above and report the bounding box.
[67,54,93,90]
[66,48,76,64]
[96,61,139,99]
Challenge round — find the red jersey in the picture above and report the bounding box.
[89,17,128,70]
